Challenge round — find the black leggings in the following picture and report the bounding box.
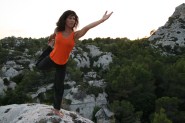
[36,55,66,110]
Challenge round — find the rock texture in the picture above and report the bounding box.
[0,103,94,123]
[149,3,185,54]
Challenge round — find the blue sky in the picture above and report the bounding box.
[0,0,184,40]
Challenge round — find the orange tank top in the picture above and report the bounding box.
[50,32,75,65]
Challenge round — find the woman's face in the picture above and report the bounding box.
[65,15,76,29]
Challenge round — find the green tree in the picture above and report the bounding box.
[155,96,181,123]
[152,108,172,123]
[164,58,185,98]
[1,89,32,105]
[110,100,136,123]
[66,59,83,82]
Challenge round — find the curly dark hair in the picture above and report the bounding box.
[56,10,79,32]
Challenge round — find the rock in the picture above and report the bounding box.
[0,103,94,123]
[149,3,185,54]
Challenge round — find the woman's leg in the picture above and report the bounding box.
[36,46,53,67]
[36,54,65,114]
[53,64,66,110]
[36,56,54,70]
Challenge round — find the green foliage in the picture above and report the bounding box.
[3,78,10,86]
[1,89,32,105]
[66,59,83,82]
[92,106,101,122]
[106,62,155,102]
[152,108,172,123]
[155,97,181,122]
[0,48,9,64]
[162,58,185,99]
[11,73,24,84]
[63,98,72,105]
[86,86,103,97]
[129,93,156,122]
[18,69,43,92]
[110,100,136,123]
[155,97,180,113]
[36,90,53,104]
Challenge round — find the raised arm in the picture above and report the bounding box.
[74,11,113,40]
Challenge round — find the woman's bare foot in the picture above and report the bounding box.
[52,108,64,118]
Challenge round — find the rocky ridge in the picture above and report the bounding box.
[149,3,185,54]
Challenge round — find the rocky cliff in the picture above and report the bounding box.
[149,3,185,54]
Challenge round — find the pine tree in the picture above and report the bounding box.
[152,108,172,123]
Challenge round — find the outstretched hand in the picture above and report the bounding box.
[74,11,113,40]
[101,11,113,22]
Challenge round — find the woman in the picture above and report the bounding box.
[36,10,113,117]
